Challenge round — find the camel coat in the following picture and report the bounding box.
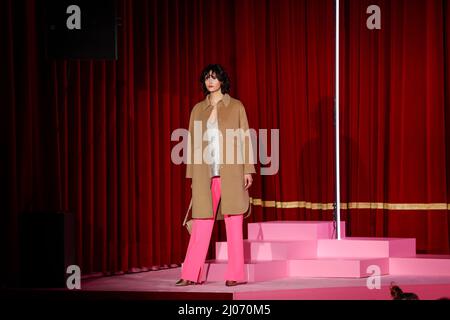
[186,94,256,220]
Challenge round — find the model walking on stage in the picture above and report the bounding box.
[176,64,255,287]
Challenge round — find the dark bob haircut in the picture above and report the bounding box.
[199,64,231,96]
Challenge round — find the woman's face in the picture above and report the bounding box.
[204,71,221,93]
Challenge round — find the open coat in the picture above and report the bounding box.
[186,94,256,220]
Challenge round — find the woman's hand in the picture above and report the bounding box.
[244,174,253,190]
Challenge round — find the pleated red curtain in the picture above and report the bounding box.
[2,0,450,285]
[340,0,450,253]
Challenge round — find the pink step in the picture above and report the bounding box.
[289,258,389,278]
[389,255,450,276]
[201,260,287,282]
[248,221,346,241]
[216,240,317,261]
[207,220,448,280]
[317,238,416,258]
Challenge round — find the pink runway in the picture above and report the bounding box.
[80,221,450,300]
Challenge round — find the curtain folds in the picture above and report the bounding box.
[1,0,450,283]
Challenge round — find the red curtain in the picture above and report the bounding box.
[340,0,450,253]
[1,0,450,284]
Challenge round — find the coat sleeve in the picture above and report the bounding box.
[239,104,256,175]
[186,108,194,179]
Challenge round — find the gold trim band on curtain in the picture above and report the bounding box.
[250,198,450,211]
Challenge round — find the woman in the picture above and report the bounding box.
[176,64,255,287]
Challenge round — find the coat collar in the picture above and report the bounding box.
[202,93,231,111]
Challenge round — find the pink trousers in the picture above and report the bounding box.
[181,177,245,282]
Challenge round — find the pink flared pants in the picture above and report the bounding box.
[181,177,245,282]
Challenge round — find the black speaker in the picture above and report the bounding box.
[44,0,118,60]
[20,211,75,288]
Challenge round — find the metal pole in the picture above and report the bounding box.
[335,0,341,240]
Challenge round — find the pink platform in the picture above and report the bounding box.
[204,221,450,281]
[390,255,450,276]
[78,220,450,300]
[247,221,346,241]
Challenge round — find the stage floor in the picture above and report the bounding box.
[79,266,450,300]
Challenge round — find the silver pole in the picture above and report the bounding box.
[335,0,341,240]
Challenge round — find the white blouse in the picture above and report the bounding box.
[206,106,221,177]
